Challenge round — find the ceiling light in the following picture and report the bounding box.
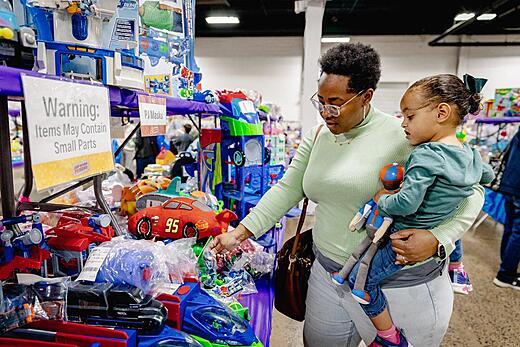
[205,16,239,24]
[477,13,497,21]
[321,37,351,43]
[454,13,475,21]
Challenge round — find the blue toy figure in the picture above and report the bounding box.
[331,163,404,303]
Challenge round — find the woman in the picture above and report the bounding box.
[210,43,484,347]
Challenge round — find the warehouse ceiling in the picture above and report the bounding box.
[195,0,520,37]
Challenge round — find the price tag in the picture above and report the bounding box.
[76,246,111,282]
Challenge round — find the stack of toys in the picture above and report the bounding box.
[0,206,267,346]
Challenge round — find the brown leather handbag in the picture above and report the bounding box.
[274,198,313,321]
[274,124,322,321]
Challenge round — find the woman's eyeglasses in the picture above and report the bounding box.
[310,90,365,117]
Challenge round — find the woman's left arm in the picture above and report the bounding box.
[391,184,485,264]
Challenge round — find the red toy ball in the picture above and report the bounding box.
[379,163,404,191]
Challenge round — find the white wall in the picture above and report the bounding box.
[195,37,303,121]
[322,36,459,116]
[323,36,459,84]
[457,35,520,100]
[195,35,520,124]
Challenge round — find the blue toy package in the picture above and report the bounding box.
[96,247,160,293]
[157,281,262,347]
[105,0,139,52]
[138,0,200,98]
[92,239,170,294]
[21,0,144,89]
[138,325,204,347]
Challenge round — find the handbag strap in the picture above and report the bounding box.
[290,124,324,258]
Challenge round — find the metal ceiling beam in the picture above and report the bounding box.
[197,0,230,5]
[432,41,520,46]
[429,0,520,47]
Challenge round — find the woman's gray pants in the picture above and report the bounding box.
[303,261,453,347]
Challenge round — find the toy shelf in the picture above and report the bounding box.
[222,191,261,203]
[0,65,220,116]
[0,65,219,227]
[475,117,520,125]
[473,117,520,146]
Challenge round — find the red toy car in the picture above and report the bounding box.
[128,197,237,240]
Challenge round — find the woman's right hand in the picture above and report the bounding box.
[209,224,254,254]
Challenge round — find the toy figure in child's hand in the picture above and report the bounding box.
[332,163,404,291]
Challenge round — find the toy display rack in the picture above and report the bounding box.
[468,117,520,232]
[0,65,220,233]
[474,117,520,145]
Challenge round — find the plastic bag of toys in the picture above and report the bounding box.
[86,238,171,295]
[210,269,257,298]
[17,274,69,321]
[196,238,219,288]
[223,239,276,279]
[196,237,257,298]
[0,282,49,334]
[164,237,199,283]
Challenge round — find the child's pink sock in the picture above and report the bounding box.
[377,324,399,344]
[449,263,464,272]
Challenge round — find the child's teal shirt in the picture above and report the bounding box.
[378,142,494,230]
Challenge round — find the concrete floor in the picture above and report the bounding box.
[270,215,520,347]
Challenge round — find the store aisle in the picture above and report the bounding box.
[270,214,520,347]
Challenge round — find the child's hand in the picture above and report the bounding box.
[373,187,398,203]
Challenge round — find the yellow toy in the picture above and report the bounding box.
[156,148,176,165]
[456,129,467,143]
[120,187,137,217]
[120,177,172,216]
[143,164,165,176]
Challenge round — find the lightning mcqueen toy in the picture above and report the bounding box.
[128,197,237,240]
